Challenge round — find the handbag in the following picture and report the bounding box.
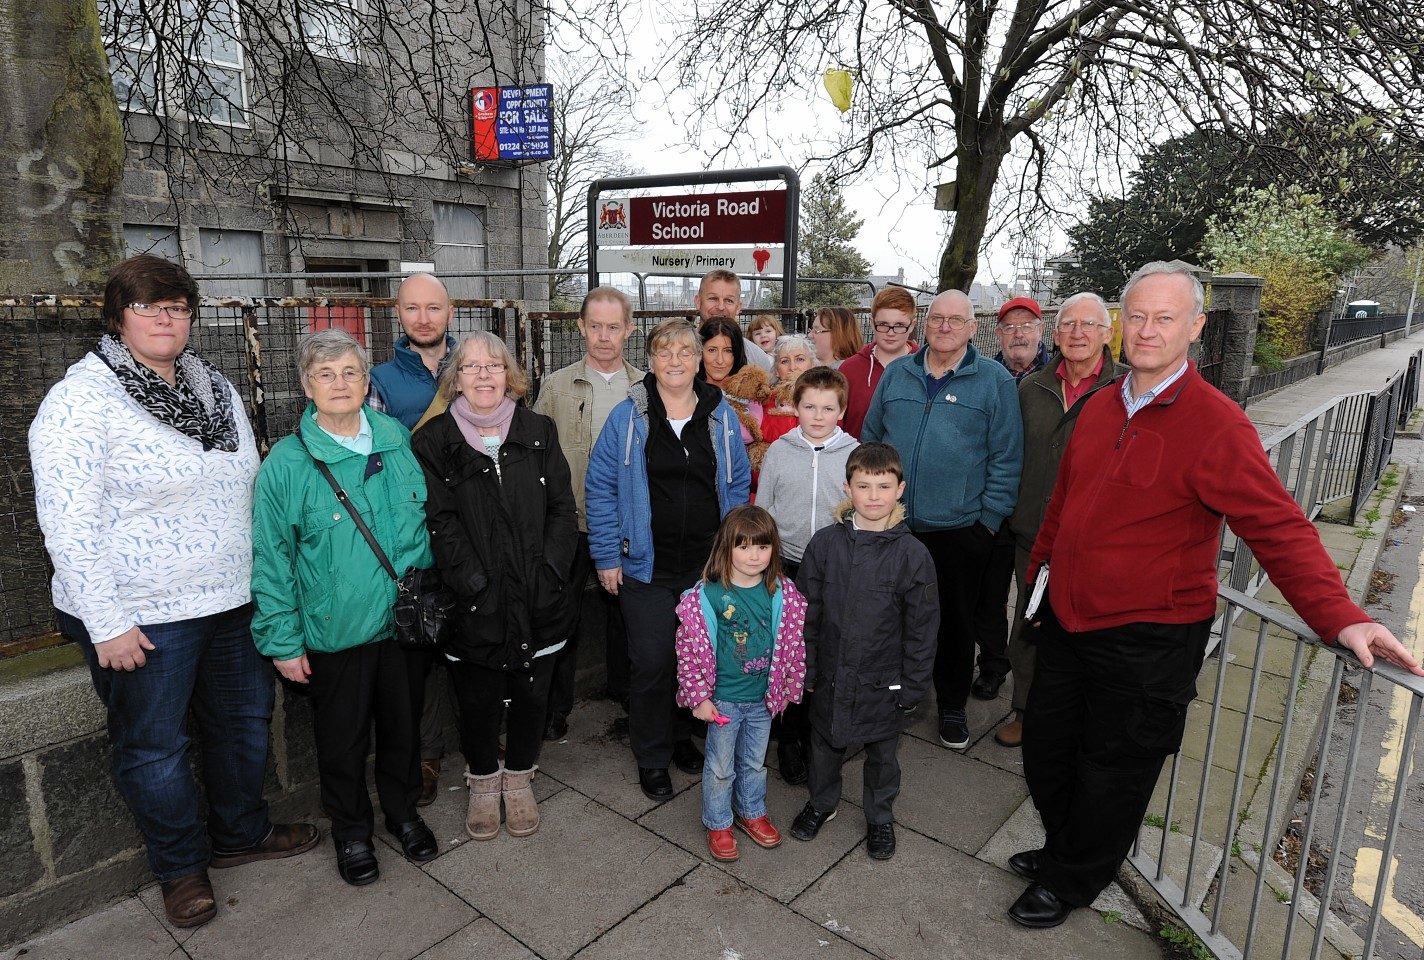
[311,457,455,651]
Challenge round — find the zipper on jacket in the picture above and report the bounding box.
[1114,418,1131,449]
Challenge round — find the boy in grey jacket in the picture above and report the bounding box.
[757,367,861,579]
[755,367,860,786]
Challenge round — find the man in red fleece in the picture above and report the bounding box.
[1007,261,1423,930]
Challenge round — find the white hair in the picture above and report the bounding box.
[1121,262,1205,316]
[1056,291,1111,323]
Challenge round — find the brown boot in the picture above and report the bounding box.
[160,870,217,928]
[502,765,539,837]
[995,717,1024,748]
[464,768,503,840]
[418,758,441,807]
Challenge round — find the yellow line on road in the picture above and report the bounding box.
[1349,555,1424,946]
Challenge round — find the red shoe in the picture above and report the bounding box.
[735,815,783,849]
[708,828,739,861]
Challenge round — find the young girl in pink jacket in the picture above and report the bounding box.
[674,505,807,862]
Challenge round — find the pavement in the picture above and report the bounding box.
[8,333,1424,960]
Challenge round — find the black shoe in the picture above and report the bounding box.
[778,740,808,785]
[866,821,896,859]
[971,672,1006,700]
[638,766,673,801]
[938,709,970,749]
[1008,848,1042,881]
[1008,882,1074,928]
[789,802,836,841]
[336,839,380,886]
[385,817,438,863]
[544,715,569,741]
[672,739,704,774]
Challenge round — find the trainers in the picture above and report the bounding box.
[789,802,836,841]
[939,709,970,749]
[866,821,897,859]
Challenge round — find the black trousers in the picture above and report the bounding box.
[446,655,555,775]
[307,637,424,843]
[807,725,902,826]
[1023,614,1211,906]
[548,532,630,721]
[914,524,996,712]
[620,571,698,768]
[969,525,1015,679]
[771,556,811,747]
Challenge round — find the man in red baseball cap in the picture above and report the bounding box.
[994,297,1049,382]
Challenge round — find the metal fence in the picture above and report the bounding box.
[1327,314,1408,348]
[0,295,517,650]
[1197,307,1232,390]
[1129,585,1424,960]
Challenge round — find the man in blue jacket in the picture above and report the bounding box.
[366,272,459,807]
[862,288,1023,751]
[368,273,457,428]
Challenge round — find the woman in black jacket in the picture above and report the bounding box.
[412,331,577,841]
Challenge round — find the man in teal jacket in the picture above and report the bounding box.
[862,288,1023,752]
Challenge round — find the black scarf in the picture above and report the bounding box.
[94,334,241,453]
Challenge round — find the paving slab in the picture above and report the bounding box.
[534,697,702,819]
[975,794,1149,927]
[838,734,1027,852]
[425,787,697,960]
[794,826,1162,960]
[0,896,179,960]
[136,827,477,959]
[415,917,540,960]
[636,766,866,903]
[575,863,877,959]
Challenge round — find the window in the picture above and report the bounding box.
[433,203,487,299]
[197,229,265,298]
[298,0,361,60]
[103,0,249,125]
[122,224,182,261]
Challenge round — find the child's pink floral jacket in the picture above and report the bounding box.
[674,576,808,716]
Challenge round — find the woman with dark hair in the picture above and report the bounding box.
[586,319,752,802]
[412,331,577,841]
[30,255,319,930]
[698,317,772,472]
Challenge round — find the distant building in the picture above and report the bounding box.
[855,269,936,310]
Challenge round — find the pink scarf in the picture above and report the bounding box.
[450,394,516,449]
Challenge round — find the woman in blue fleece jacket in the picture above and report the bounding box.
[585,318,751,802]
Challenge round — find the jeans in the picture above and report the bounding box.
[59,604,274,882]
[701,699,772,830]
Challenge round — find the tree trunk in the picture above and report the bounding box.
[938,141,1008,293]
[0,0,124,294]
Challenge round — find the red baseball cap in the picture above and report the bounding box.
[998,297,1042,322]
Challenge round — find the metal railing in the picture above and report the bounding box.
[1129,586,1424,960]
[0,295,517,649]
[1327,314,1408,348]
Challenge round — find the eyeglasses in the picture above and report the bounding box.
[1057,319,1111,333]
[926,314,972,330]
[458,362,507,375]
[996,321,1041,333]
[309,369,367,385]
[128,302,193,320]
[873,321,913,334]
[809,326,830,336]
[653,348,697,362]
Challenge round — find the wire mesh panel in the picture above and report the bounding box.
[0,295,516,652]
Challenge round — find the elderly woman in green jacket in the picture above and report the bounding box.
[252,328,438,887]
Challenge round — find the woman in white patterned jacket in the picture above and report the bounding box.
[28,255,319,931]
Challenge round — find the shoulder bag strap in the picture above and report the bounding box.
[299,424,401,584]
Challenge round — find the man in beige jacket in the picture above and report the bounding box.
[533,287,643,738]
